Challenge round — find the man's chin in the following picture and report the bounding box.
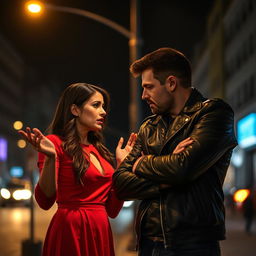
[150,107,159,114]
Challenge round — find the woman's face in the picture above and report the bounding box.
[74,91,107,132]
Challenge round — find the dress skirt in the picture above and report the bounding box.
[42,203,115,256]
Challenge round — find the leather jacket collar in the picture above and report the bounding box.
[148,87,207,127]
[182,87,207,114]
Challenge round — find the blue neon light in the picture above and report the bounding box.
[10,166,24,178]
[237,113,256,149]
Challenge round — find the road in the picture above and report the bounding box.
[0,204,255,256]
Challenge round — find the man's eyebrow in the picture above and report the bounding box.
[142,83,153,88]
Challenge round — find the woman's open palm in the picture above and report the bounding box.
[115,133,137,167]
[18,127,56,157]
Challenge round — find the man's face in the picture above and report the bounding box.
[141,69,173,114]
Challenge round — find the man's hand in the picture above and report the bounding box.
[132,154,144,173]
[132,137,193,177]
[173,137,193,154]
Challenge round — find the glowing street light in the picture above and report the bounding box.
[27,4,41,13]
[25,0,142,131]
[25,1,43,14]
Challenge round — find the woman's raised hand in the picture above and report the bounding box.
[115,132,137,167]
[18,127,56,157]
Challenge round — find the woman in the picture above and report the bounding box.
[19,83,136,256]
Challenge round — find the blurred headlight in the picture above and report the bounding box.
[13,189,32,200]
[123,201,134,208]
[1,188,11,199]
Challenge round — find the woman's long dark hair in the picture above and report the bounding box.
[47,83,114,185]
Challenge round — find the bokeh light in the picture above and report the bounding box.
[13,121,23,130]
[17,140,26,149]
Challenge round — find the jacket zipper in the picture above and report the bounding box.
[160,195,167,248]
[135,202,151,250]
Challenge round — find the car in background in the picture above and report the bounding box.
[0,178,32,207]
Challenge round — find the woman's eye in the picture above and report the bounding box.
[92,102,100,108]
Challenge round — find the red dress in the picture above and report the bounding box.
[35,135,123,256]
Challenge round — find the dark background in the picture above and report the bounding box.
[0,0,214,149]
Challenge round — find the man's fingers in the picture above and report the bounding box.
[178,139,193,147]
[180,139,193,147]
[173,138,193,154]
[173,147,185,154]
[180,137,192,144]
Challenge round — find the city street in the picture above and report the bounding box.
[0,1,255,255]
[0,204,255,256]
[220,210,256,256]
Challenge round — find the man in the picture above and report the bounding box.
[113,48,237,256]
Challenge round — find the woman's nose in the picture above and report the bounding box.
[101,108,106,116]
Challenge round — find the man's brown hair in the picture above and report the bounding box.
[130,47,192,87]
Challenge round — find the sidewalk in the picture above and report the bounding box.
[114,231,136,256]
[221,211,256,256]
[115,211,256,256]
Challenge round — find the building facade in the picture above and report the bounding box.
[224,0,256,190]
[0,34,25,181]
[192,0,256,192]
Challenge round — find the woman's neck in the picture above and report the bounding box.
[80,136,90,145]
[76,122,89,145]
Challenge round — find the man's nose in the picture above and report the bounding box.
[142,89,148,100]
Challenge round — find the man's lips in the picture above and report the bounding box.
[147,101,156,107]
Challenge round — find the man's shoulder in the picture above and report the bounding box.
[203,97,233,112]
[140,114,159,127]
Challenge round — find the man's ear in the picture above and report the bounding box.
[166,75,177,92]
[70,104,80,117]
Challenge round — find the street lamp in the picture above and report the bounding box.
[25,0,142,132]
[25,1,43,14]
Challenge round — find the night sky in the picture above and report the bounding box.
[0,0,214,148]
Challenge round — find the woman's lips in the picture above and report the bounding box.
[96,119,104,125]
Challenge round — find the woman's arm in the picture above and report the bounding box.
[19,128,58,209]
[105,188,124,218]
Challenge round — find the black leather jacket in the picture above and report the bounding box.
[113,88,237,248]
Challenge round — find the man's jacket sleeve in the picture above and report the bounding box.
[113,126,160,201]
[134,100,238,185]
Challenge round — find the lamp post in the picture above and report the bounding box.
[26,0,142,131]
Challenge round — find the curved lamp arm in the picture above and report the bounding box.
[45,4,132,39]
